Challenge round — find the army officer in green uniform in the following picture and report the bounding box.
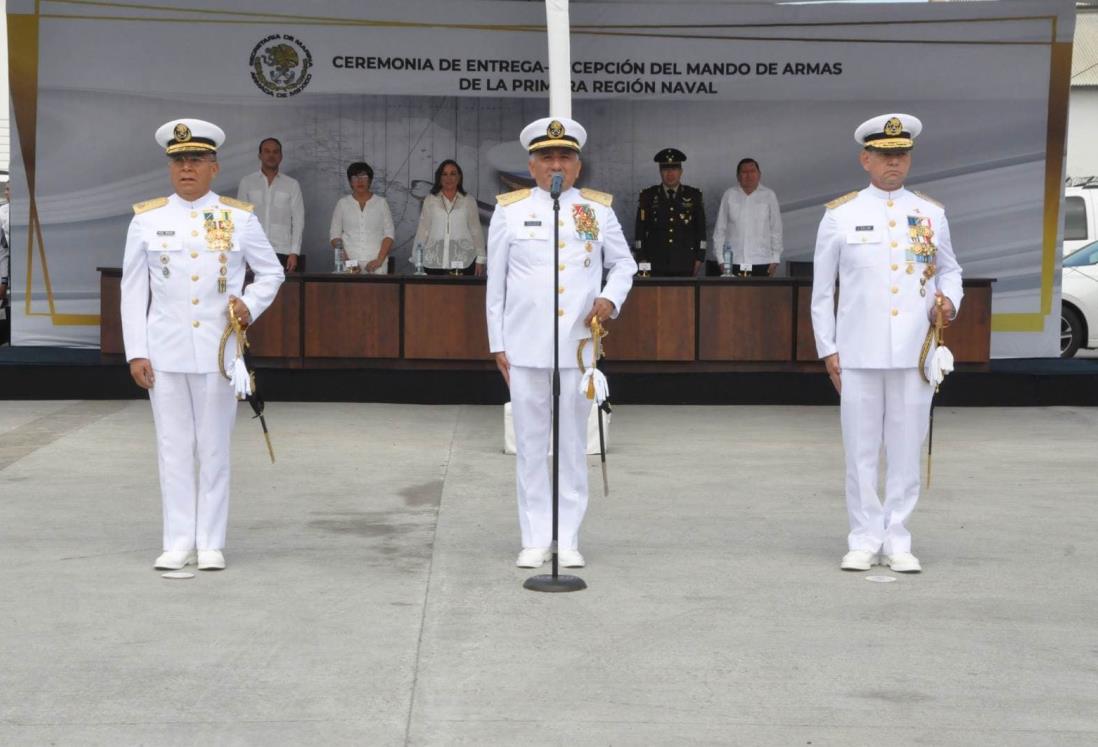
[634,148,706,277]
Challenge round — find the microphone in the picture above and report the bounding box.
[550,173,563,199]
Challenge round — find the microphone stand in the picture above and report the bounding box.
[525,174,586,593]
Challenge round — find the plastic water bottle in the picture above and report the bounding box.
[333,241,345,273]
[413,242,426,276]
[722,246,733,277]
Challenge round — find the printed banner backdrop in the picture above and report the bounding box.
[6,0,1075,356]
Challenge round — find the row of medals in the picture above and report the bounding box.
[908,223,936,298]
[159,212,234,294]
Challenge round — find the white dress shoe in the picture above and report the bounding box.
[197,550,226,571]
[154,550,196,570]
[557,549,585,568]
[886,552,922,573]
[516,548,550,568]
[840,550,878,571]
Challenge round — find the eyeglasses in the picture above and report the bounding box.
[350,174,371,181]
[170,155,216,167]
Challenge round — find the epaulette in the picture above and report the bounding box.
[220,195,254,212]
[132,196,168,215]
[913,190,944,209]
[825,191,858,210]
[580,187,613,207]
[496,188,531,207]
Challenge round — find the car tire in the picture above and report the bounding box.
[1061,304,1084,358]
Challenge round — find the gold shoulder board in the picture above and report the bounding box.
[132,196,168,215]
[580,187,613,207]
[220,195,254,212]
[496,188,531,207]
[914,190,944,209]
[825,191,858,210]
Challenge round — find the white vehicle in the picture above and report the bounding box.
[1064,179,1098,256]
[1061,240,1098,357]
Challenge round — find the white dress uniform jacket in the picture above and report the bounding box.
[486,186,637,368]
[121,192,285,371]
[711,184,783,266]
[811,185,963,368]
[237,171,305,256]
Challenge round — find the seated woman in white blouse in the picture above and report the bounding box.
[329,161,395,274]
[412,159,486,276]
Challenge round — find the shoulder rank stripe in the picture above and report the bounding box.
[825,191,858,210]
[132,196,169,215]
[913,190,943,209]
[220,195,254,212]
[496,188,531,206]
[580,187,613,207]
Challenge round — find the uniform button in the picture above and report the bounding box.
[190,211,197,219]
[891,309,899,317]
[557,309,565,317]
[559,263,566,271]
[888,220,896,228]
[558,221,564,227]
[891,241,898,248]
[558,241,565,248]
[891,264,898,271]
[891,286,899,294]
[191,230,199,237]
[887,200,894,208]
[558,286,565,294]
[192,320,201,328]
[161,242,168,249]
[190,252,198,258]
[191,274,199,281]
[192,298,200,305]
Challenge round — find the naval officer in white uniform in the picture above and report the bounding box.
[121,119,284,571]
[486,117,637,568]
[812,113,963,573]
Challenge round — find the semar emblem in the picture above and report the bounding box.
[249,34,314,97]
[884,117,903,137]
[547,120,565,139]
[173,123,192,142]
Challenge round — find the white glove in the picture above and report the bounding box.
[231,356,252,399]
[579,367,610,404]
[926,345,954,386]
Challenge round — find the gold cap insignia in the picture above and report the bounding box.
[173,123,192,142]
[547,120,565,139]
[883,117,903,137]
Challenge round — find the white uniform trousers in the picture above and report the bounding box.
[840,368,932,555]
[509,366,591,551]
[148,371,238,551]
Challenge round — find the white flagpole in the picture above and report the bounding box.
[545,0,572,118]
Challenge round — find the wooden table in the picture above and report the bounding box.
[98,270,995,366]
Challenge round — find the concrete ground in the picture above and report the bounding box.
[1,401,1096,746]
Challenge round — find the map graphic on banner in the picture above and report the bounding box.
[5,0,1076,357]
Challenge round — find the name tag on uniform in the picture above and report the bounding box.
[855,225,874,231]
[524,220,542,227]
[156,230,175,236]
